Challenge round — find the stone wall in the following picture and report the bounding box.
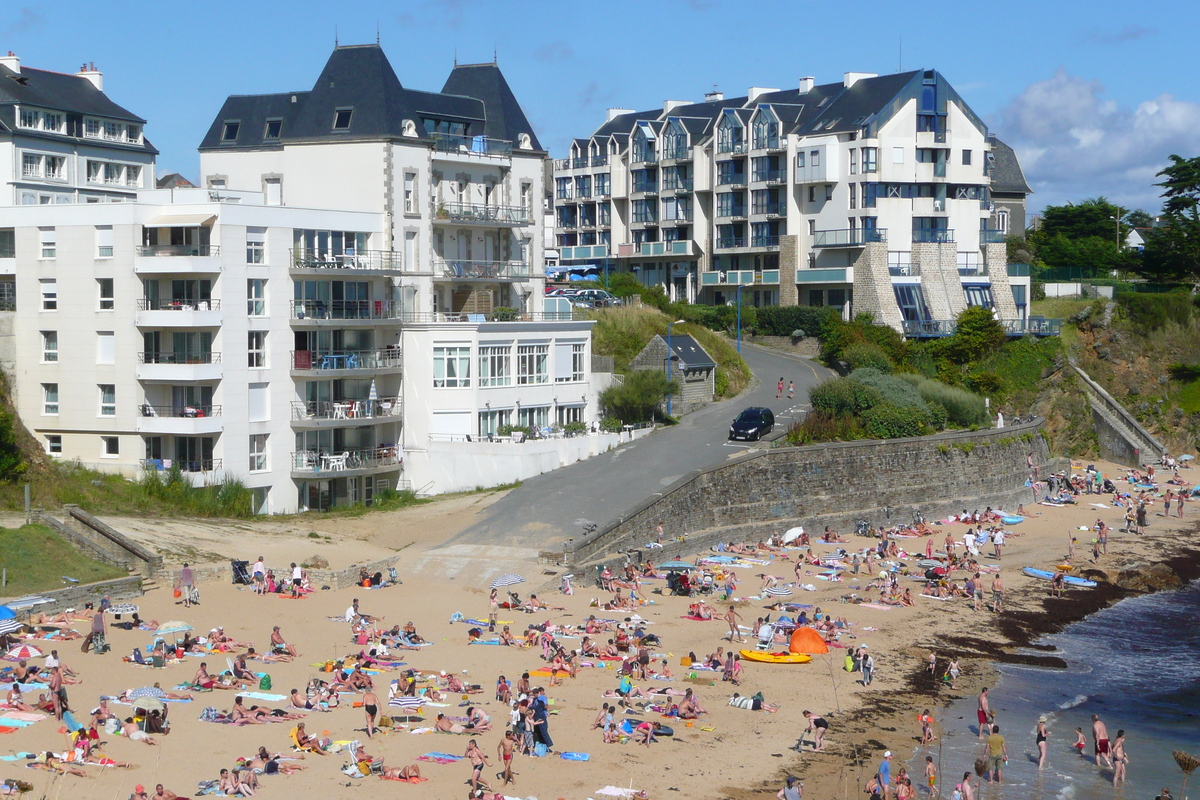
[742,335,820,358]
[851,242,903,331]
[914,241,966,320]
[33,512,131,571]
[0,576,143,616]
[64,506,163,576]
[778,235,799,307]
[629,335,714,413]
[564,418,1058,566]
[161,555,402,593]
[984,243,1019,319]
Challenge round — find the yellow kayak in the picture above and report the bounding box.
[739,649,812,664]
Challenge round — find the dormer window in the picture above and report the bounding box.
[84,118,101,138]
[333,109,353,130]
[19,109,39,129]
[126,124,141,142]
[102,121,122,140]
[264,119,282,140]
[222,121,240,142]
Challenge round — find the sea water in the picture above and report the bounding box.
[903,579,1200,800]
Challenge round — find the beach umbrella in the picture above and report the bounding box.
[154,621,192,635]
[105,603,139,615]
[129,686,167,700]
[489,574,526,589]
[368,379,378,408]
[0,620,24,636]
[657,561,694,571]
[388,696,427,710]
[764,587,793,597]
[1179,454,1195,461]
[4,645,42,661]
[131,696,164,712]
[0,606,15,621]
[782,527,805,544]
[789,627,830,655]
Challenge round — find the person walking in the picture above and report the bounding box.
[777,377,784,398]
[861,647,875,686]
[1092,714,1113,769]
[179,563,195,608]
[976,688,991,739]
[878,752,893,800]
[787,380,795,399]
[724,606,744,643]
[986,724,1008,783]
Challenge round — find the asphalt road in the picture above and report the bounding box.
[442,343,833,549]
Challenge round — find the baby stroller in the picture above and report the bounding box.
[231,559,252,585]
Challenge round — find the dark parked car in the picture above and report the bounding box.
[729,407,775,441]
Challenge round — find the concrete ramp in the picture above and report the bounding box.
[1070,361,1164,465]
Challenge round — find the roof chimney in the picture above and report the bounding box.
[798,76,814,94]
[704,90,724,103]
[748,87,780,104]
[663,100,689,115]
[843,72,877,89]
[605,107,635,123]
[76,62,103,91]
[0,52,19,74]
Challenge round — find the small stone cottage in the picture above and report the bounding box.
[629,334,716,414]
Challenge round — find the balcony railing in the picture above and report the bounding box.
[752,136,781,151]
[0,246,13,259]
[395,310,575,323]
[888,264,921,277]
[957,263,989,277]
[901,319,958,338]
[813,228,887,247]
[750,235,781,248]
[430,132,512,158]
[752,169,786,183]
[436,203,529,225]
[591,155,608,167]
[631,150,657,164]
[142,458,222,474]
[553,158,570,169]
[980,229,1007,244]
[140,403,221,418]
[913,229,955,244]
[290,249,404,271]
[631,213,658,224]
[662,148,690,161]
[716,207,746,219]
[436,259,536,280]
[138,351,221,364]
[632,181,658,194]
[901,318,1063,338]
[717,174,747,186]
[662,213,694,224]
[718,141,748,155]
[292,299,404,320]
[136,298,221,312]
[572,157,588,169]
[136,244,220,257]
[291,399,401,421]
[752,202,785,216]
[556,190,574,201]
[715,237,745,249]
[291,348,402,371]
[291,447,401,473]
[662,178,694,192]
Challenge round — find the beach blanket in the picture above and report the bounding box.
[0,712,45,723]
[680,615,716,621]
[417,751,463,762]
[560,752,590,761]
[859,603,894,611]
[0,753,34,761]
[382,775,429,783]
[595,787,645,798]
[237,691,287,702]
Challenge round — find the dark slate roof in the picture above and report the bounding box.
[666,334,715,369]
[156,172,194,188]
[591,109,665,139]
[0,65,146,122]
[987,136,1032,196]
[199,45,542,151]
[441,63,542,151]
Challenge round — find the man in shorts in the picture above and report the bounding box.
[976,688,991,739]
[991,574,1004,613]
[252,556,266,594]
[464,739,491,792]
[497,730,516,786]
[985,724,1007,783]
[972,573,984,611]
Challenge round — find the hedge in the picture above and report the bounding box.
[755,306,838,338]
[861,403,931,439]
[849,368,925,409]
[809,377,884,415]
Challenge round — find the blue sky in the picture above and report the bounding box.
[6,0,1200,215]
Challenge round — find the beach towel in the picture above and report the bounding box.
[0,753,34,761]
[238,691,287,702]
[0,712,45,722]
[859,603,894,611]
[422,751,464,761]
[382,775,429,783]
[560,752,590,761]
[595,787,645,798]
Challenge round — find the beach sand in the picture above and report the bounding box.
[2,460,1197,799]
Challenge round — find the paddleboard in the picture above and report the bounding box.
[1022,567,1097,587]
[738,649,813,664]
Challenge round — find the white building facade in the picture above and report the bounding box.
[554,70,1039,337]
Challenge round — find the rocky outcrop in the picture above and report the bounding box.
[1089,562,1184,592]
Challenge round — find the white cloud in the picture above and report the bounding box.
[990,68,1200,214]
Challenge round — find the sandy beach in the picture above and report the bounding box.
[1,459,1197,800]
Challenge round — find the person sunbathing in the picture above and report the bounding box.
[445,674,481,694]
[579,636,598,656]
[497,626,517,647]
[727,692,779,713]
[6,686,34,712]
[435,713,467,734]
[291,722,326,754]
[689,601,715,620]
[382,765,423,781]
[899,588,916,607]
[495,677,511,704]
[121,717,157,745]
[465,706,491,732]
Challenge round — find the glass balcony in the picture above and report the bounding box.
[715,237,746,249]
[142,458,222,474]
[812,229,888,247]
[430,132,511,158]
[717,141,748,156]
[435,203,529,225]
[980,229,1007,244]
[752,169,786,183]
[135,244,220,257]
[572,157,588,169]
[591,155,609,167]
[631,150,657,164]
[292,299,404,320]
[291,399,402,422]
[912,229,955,244]
[750,235,781,248]
[717,174,747,186]
[716,207,746,219]
[632,181,658,194]
[290,447,400,476]
[435,260,536,280]
[662,177,694,192]
[751,202,785,216]
[631,212,658,224]
[290,348,402,372]
[138,351,220,365]
[290,249,404,272]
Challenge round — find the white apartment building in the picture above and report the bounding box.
[554,70,1041,338]
[0,53,157,208]
[1,46,606,513]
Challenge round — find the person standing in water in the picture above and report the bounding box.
[1112,729,1129,786]
[1035,715,1050,767]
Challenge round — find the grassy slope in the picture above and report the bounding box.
[586,306,750,398]
[0,524,127,595]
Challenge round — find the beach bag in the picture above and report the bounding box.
[680,656,692,667]
[534,742,548,757]
[259,674,272,691]
[199,707,221,722]
[173,588,182,598]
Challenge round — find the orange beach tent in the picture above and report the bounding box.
[789,626,830,655]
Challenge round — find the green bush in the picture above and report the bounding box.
[842,342,893,373]
[897,374,990,427]
[599,416,624,432]
[491,307,518,321]
[563,421,588,435]
[785,410,864,444]
[819,316,908,367]
[849,368,926,408]
[808,377,884,415]
[599,370,679,423]
[861,403,931,439]
[925,401,948,431]
[1115,291,1194,333]
[755,306,837,338]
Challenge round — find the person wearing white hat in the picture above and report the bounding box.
[878,751,893,800]
[1036,714,1050,767]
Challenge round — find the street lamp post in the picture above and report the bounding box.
[666,319,684,418]
[736,284,747,353]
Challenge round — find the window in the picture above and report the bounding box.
[42,113,62,132]
[46,435,62,455]
[333,109,353,130]
[555,342,586,382]
[103,163,122,185]
[247,279,266,316]
[557,405,584,426]
[39,227,56,259]
[264,119,282,139]
[808,186,815,203]
[84,118,100,138]
[86,161,102,184]
[517,344,548,385]
[248,331,266,368]
[517,406,551,430]
[95,278,115,310]
[126,124,141,142]
[808,219,816,235]
[41,331,57,362]
[810,150,820,168]
[99,384,116,416]
[101,436,119,457]
[795,151,805,169]
[249,434,268,472]
[479,345,511,387]
[97,331,115,364]
[848,183,856,209]
[22,153,41,178]
[963,285,994,309]
[849,149,858,175]
[246,227,265,263]
[893,284,930,322]
[95,225,114,258]
[479,408,511,437]
[19,109,39,129]
[996,209,1010,234]
[45,156,65,179]
[433,346,471,387]
[0,228,13,259]
[403,172,417,214]
[222,121,240,141]
[862,147,877,173]
[825,185,833,202]
[102,121,122,140]
[43,383,59,415]
[521,183,532,217]
[126,166,141,187]
[404,231,417,269]
[40,279,57,310]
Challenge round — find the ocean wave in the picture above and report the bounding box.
[1058,694,1088,710]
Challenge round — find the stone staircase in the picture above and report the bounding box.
[1070,360,1164,465]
